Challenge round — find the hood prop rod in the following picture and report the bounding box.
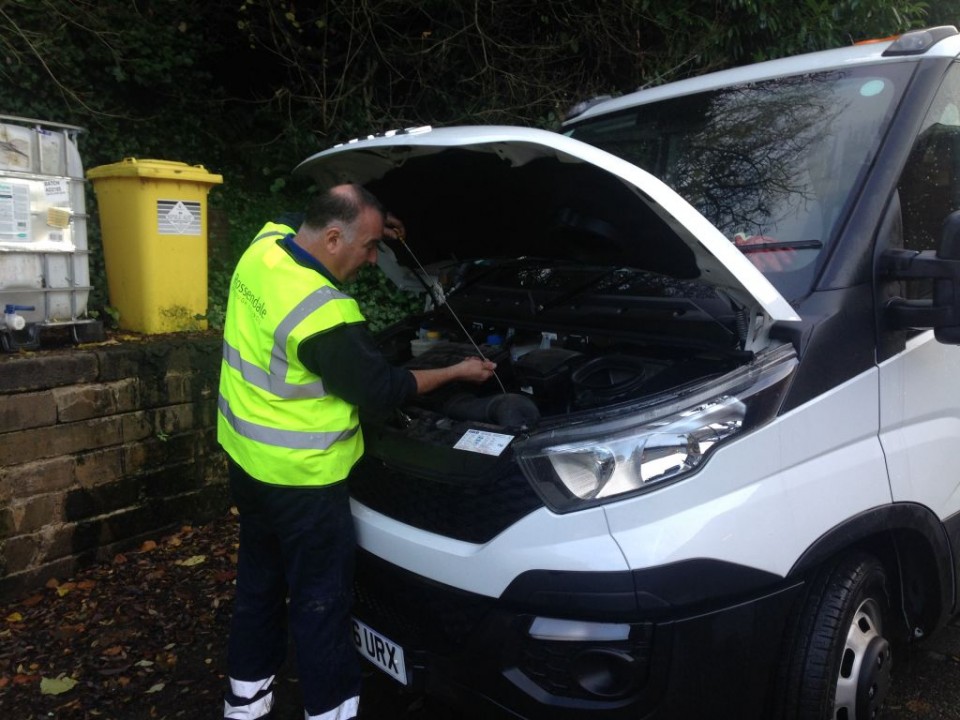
[395,231,506,394]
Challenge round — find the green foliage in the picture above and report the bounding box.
[0,0,943,329]
[232,0,933,139]
[343,266,423,333]
[704,0,932,63]
[203,256,233,330]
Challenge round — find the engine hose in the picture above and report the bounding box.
[443,393,540,428]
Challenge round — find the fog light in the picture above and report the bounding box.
[572,648,639,698]
[528,617,630,641]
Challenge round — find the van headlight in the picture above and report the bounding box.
[516,345,797,512]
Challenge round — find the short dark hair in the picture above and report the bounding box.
[302,184,384,232]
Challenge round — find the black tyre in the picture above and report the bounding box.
[777,552,894,720]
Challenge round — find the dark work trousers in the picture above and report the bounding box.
[224,459,361,720]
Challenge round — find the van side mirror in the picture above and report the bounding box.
[881,210,960,343]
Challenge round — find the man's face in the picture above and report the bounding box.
[336,206,383,282]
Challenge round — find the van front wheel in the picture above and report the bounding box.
[778,553,893,720]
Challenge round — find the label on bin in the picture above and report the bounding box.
[157,200,201,236]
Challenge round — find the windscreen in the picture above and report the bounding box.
[567,64,913,300]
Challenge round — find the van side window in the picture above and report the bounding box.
[898,63,960,298]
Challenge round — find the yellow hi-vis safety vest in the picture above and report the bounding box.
[250,220,297,245]
[217,238,365,487]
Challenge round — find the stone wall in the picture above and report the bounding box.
[0,333,228,601]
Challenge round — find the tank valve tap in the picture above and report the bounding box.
[4,304,34,331]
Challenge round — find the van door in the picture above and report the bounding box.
[879,63,960,519]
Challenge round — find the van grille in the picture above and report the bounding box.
[353,550,494,651]
[349,456,544,543]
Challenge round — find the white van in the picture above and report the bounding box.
[295,26,960,719]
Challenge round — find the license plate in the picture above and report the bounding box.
[352,618,408,685]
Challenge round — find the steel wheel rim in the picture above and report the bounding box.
[833,597,885,719]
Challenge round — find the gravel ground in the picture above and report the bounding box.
[0,509,957,719]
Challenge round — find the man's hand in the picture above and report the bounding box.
[385,213,407,244]
[411,357,497,395]
[455,357,497,383]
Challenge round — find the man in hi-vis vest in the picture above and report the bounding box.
[218,184,496,720]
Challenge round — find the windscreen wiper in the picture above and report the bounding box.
[736,239,823,253]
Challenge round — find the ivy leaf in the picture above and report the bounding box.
[175,555,206,567]
[40,676,78,695]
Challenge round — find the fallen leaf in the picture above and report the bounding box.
[0,512,250,716]
[56,582,76,597]
[21,594,44,607]
[167,536,182,547]
[146,682,165,693]
[113,554,127,565]
[54,699,82,713]
[6,612,23,623]
[40,675,78,695]
[45,578,60,589]
[155,652,178,670]
[175,555,206,567]
[140,540,158,552]
[57,623,86,638]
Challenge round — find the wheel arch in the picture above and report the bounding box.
[787,502,955,640]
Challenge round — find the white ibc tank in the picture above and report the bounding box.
[0,114,90,336]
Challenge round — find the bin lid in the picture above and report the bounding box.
[86,158,223,184]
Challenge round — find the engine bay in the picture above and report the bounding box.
[372,260,752,431]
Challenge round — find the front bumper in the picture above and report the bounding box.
[353,549,804,719]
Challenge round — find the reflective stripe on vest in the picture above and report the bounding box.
[220,285,353,399]
[217,393,358,450]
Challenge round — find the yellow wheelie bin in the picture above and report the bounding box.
[87,158,223,333]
